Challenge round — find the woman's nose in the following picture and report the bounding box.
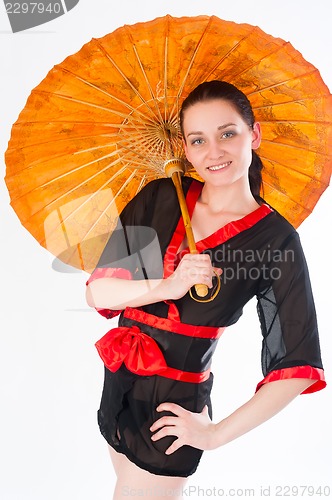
[207,141,224,160]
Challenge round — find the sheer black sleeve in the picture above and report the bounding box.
[86,180,164,318]
[256,230,326,394]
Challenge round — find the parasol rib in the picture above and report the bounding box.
[259,151,330,184]
[13,151,134,209]
[247,70,325,97]
[174,17,214,103]
[183,25,262,90]
[216,38,289,82]
[57,170,141,270]
[59,168,140,246]
[260,137,331,159]
[39,164,130,245]
[56,206,71,247]
[257,117,332,124]
[41,168,140,259]
[33,89,158,129]
[164,21,169,124]
[8,145,133,189]
[94,39,163,124]
[131,44,165,126]
[54,64,157,122]
[261,177,316,212]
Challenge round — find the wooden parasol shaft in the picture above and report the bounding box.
[164,160,209,298]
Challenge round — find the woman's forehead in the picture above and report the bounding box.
[182,100,243,130]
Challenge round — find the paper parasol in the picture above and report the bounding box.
[5,15,332,272]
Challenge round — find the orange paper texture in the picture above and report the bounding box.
[5,15,332,271]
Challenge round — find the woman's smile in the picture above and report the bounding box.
[207,161,232,172]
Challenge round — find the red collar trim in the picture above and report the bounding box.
[163,180,202,278]
[194,203,273,254]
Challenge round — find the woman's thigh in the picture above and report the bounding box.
[108,446,188,499]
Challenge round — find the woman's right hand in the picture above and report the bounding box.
[165,253,222,300]
[86,254,222,311]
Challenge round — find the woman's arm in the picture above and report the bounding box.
[86,253,221,310]
[86,276,167,310]
[150,378,315,454]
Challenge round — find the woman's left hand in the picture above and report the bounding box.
[150,402,217,455]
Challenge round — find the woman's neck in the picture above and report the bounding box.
[199,179,260,216]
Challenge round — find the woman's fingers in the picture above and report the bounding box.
[178,254,215,287]
[156,402,186,416]
[150,404,187,452]
[150,415,178,433]
[150,403,216,455]
[214,266,223,276]
[164,438,182,455]
[150,403,187,433]
[165,253,222,299]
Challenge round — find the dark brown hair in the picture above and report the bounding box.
[180,80,264,198]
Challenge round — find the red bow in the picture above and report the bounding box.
[95,326,168,376]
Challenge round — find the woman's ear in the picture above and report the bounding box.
[252,122,262,150]
[182,138,190,161]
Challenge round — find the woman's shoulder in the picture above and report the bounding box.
[122,176,196,218]
[136,175,201,199]
[260,199,296,231]
[126,178,174,206]
[258,200,301,247]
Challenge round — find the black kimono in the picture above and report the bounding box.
[87,177,325,477]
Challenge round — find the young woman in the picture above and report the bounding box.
[86,81,325,499]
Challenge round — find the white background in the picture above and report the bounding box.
[0,1,331,499]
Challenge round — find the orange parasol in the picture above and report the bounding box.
[5,15,332,274]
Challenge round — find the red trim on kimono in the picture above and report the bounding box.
[86,267,132,284]
[124,307,225,339]
[164,300,181,322]
[86,267,132,319]
[256,366,326,394]
[95,325,211,383]
[163,180,202,278]
[194,203,273,254]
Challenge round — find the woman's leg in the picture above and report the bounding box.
[108,446,188,500]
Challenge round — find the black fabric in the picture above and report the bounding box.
[92,177,324,477]
[98,366,213,477]
[120,314,218,373]
[256,231,323,375]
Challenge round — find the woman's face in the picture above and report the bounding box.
[182,99,261,188]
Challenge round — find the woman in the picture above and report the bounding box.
[86,81,325,499]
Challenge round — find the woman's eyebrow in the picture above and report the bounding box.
[217,122,237,130]
[187,123,237,137]
[187,131,203,137]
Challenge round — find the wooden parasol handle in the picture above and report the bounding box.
[164,159,209,298]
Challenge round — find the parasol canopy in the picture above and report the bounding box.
[5,15,332,272]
